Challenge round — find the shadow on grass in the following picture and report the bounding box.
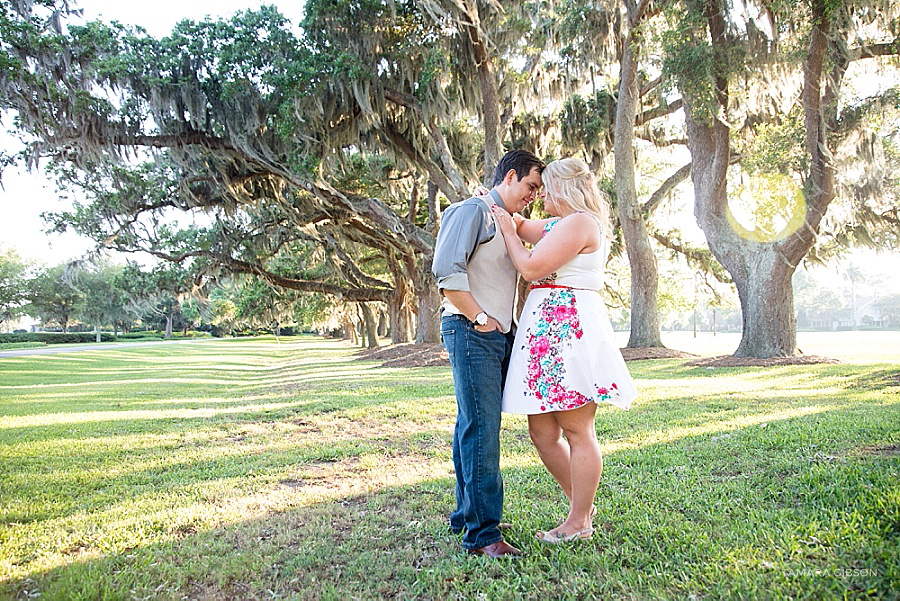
[3,399,898,600]
[0,422,455,525]
[854,368,900,390]
[0,383,456,445]
[3,339,899,598]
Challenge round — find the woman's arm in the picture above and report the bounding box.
[490,207,598,281]
[470,184,551,245]
[516,216,556,245]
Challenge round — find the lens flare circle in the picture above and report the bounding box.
[726,173,806,243]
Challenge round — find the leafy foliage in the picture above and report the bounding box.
[2,0,898,354]
[68,262,129,338]
[0,248,28,328]
[25,263,82,332]
[0,331,115,343]
[560,89,617,159]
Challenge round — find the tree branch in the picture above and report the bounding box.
[381,124,460,204]
[649,231,732,283]
[636,133,687,146]
[631,0,652,25]
[636,99,683,127]
[461,1,501,182]
[784,0,835,260]
[322,231,394,289]
[383,87,467,197]
[47,130,237,152]
[849,40,899,60]
[641,162,691,215]
[640,74,663,98]
[223,256,391,302]
[131,247,391,302]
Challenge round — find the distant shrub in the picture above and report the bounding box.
[0,332,116,344]
[177,331,211,338]
[115,330,211,340]
[117,332,164,340]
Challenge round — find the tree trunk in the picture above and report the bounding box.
[615,29,664,348]
[683,97,798,357]
[164,314,174,339]
[465,4,501,184]
[407,184,419,222]
[94,323,101,343]
[692,305,697,338]
[415,286,440,344]
[413,181,441,344]
[686,128,801,356]
[342,317,358,345]
[359,302,379,348]
[356,305,365,347]
[389,298,412,344]
[377,309,388,338]
[388,274,414,344]
[731,252,797,356]
[479,62,501,185]
[683,0,838,358]
[412,255,440,344]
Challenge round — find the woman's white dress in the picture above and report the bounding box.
[502,218,637,414]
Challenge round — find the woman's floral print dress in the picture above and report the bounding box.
[502,218,637,414]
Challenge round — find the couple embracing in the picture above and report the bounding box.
[432,150,638,559]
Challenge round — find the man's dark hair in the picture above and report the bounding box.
[491,150,545,187]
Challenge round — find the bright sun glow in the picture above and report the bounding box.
[727,173,807,243]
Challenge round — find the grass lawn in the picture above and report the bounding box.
[0,334,898,600]
[0,343,44,351]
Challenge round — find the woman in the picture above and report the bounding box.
[489,157,637,544]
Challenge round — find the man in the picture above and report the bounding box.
[432,149,545,559]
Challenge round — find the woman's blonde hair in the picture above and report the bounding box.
[542,157,611,237]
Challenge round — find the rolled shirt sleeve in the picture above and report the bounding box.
[432,199,493,292]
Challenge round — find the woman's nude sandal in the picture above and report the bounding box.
[535,527,595,543]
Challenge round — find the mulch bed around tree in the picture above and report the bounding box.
[620,347,697,361]
[355,343,448,368]
[685,354,841,367]
[355,343,699,368]
[355,343,843,369]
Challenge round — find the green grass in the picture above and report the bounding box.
[0,343,44,351]
[0,335,898,600]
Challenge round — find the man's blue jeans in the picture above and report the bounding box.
[441,314,514,550]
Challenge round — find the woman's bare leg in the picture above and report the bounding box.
[551,402,601,535]
[527,412,572,501]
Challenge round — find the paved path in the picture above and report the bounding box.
[0,339,200,358]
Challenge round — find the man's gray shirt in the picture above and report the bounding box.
[432,189,509,292]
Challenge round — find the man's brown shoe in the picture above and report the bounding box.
[467,540,524,559]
